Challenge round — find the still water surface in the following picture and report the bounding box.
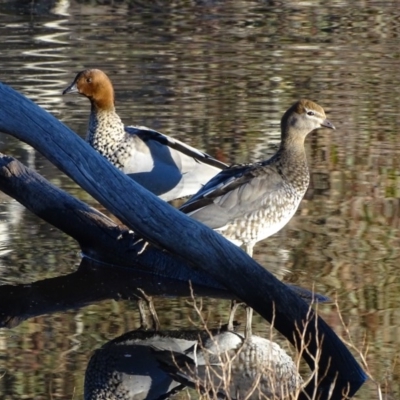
[0,0,399,398]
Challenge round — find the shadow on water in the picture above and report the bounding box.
[0,253,329,328]
[0,257,237,329]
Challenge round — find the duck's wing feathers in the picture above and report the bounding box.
[123,125,228,200]
[154,349,230,398]
[179,162,286,229]
[179,164,256,212]
[125,125,228,170]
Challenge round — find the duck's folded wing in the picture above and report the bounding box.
[154,349,230,398]
[179,164,255,211]
[125,125,228,170]
[179,164,285,229]
[123,125,228,200]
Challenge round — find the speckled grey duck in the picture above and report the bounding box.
[63,69,228,202]
[156,308,303,399]
[179,99,335,256]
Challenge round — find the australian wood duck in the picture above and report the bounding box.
[180,99,335,256]
[63,69,227,201]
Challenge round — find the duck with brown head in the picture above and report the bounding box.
[63,69,228,202]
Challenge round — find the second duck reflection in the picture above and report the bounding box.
[84,305,303,400]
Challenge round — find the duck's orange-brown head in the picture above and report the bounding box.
[63,69,115,111]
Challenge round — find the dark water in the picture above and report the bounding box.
[0,0,399,398]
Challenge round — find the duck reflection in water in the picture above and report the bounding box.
[84,305,303,400]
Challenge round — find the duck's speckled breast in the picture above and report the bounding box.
[87,109,128,168]
[219,177,308,246]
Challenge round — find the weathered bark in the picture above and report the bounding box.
[0,83,366,399]
[0,153,232,288]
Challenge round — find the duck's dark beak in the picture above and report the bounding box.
[321,119,335,130]
[62,81,78,95]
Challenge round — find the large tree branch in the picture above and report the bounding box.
[0,153,327,303]
[0,154,229,287]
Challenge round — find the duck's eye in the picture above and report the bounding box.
[86,78,92,83]
[307,111,315,116]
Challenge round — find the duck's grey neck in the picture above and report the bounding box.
[276,134,310,191]
[279,129,307,152]
[87,104,126,156]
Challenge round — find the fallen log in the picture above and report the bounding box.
[0,82,367,399]
[0,153,234,287]
[0,154,325,329]
[0,153,324,304]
